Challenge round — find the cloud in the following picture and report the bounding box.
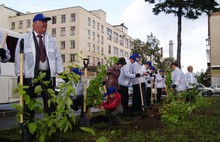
[122,0,209,72]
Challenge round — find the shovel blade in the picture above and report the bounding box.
[79,117,90,127]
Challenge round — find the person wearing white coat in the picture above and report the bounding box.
[156,70,165,102]
[14,13,64,141]
[171,62,186,94]
[0,32,11,74]
[118,56,140,110]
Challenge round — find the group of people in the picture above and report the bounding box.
[0,12,198,141]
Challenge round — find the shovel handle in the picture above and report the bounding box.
[1,32,7,49]
[83,58,89,68]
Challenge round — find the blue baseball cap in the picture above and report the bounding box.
[145,61,152,66]
[104,86,116,97]
[159,69,164,72]
[33,13,51,22]
[72,67,82,76]
[150,66,156,72]
[129,55,136,62]
[132,53,140,59]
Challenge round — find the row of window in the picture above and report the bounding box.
[88,17,104,33]
[88,30,104,44]
[11,13,76,30]
[109,45,129,57]
[87,55,104,66]
[61,53,76,63]
[87,43,104,55]
[60,40,75,49]
[52,26,75,37]
[107,28,129,48]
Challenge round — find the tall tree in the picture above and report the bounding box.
[145,0,220,68]
[131,33,161,66]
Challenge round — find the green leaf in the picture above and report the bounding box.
[42,81,50,86]
[28,122,37,134]
[39,72,46,79]
[47,88,55,94]
[39,135,45,142]
[96,136,107,142]
[24,94,30,104]
[34,85,43,94]
[80,127,95,136]
[32,78,39,84]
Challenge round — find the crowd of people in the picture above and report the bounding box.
[0,13,198,141]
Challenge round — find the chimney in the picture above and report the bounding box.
[169,40,174,58]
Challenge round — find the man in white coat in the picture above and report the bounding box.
[15,13,63,141]
[0,31,11,74]
[171,62,186,94]
[118,56,140,111]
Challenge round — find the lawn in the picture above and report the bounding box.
[1,97,220,142]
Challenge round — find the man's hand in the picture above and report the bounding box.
[147,80,151,84]
[135,73,141,78]
[99,106,105,110]
[102,81,106,86]
[172,84,176,89]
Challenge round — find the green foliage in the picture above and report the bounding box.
[197,71,211,87]
[80,127,96,136]
[86,64,107,106]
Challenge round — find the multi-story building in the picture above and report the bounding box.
[208,12,220,85]
[0,4,133,70]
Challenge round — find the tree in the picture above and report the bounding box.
[145,0,220,68]
[131,33,161,66]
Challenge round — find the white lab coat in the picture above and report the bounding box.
[156,74,165,89]
[14,30,63,78]
[184,72,197,89]
[131,62,145,85]
[171,67,186,91]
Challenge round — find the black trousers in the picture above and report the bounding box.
[119,85,129,110]
[156,88,162,103]
[146,87,151,107]
[132,83,146,111]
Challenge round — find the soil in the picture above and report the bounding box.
[90,104,163,132]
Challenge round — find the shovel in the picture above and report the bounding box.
[19,39,25,142]
[79,58,90,127]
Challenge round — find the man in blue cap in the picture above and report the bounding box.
[99,86,123,124]
[145,66,156,106]
[156,69,165,103]
[14,13,63,141]
[131,54,147,111]
[118,56,140,111]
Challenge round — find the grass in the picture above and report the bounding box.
[1,97,220,142]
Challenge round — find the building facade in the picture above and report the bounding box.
[208,12,220,85]
[0,5,133,70]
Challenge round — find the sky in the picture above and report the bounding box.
[1,0,219,73]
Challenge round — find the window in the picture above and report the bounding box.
[107,28,112,40]
[92,20,95,29]
[97,22,100,31]
[120,49,124,57]
[114,32,118,43]
[101,59,104,65]
[101,47,104,55]
[97,58,100,65]
[70,40,75,49]
[97,46,99,54]
[101,25,104,33]
[61,54,65,62]
[114,47,118,57]
[70,26,75,35]
[52,28,56,37]
[19,21,23,29]
[88,42,91,51]
[119,35,124,46]
[92,32,95,41]
[87,56,90,64]
[93,44,95,53]
[101,36,104,44]
[52,16,57,24]
[70,54,75,62]
[97,34,100,43]
[26,20,31,28]
[60,41,65,49]
[61,15,66,23]
[88,30,90,39]
[108,45,111,54]
[125,52,128,58]
[70,13,76,22]
[88,17,91,26]
[61,27,65,36]
[125,38,128,48]
[92,57,95,65]
[11,22,15,30]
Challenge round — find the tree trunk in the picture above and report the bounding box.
[177,6,182,68]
